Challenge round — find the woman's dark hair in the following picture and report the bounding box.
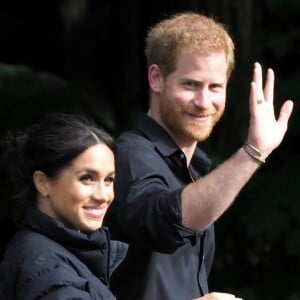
[1,113,115,225]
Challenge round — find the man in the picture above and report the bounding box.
[105,12,293,300]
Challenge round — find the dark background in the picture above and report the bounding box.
[0,1,299,299]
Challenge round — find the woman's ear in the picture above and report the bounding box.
[33,171,49,197]
[148,64,163,92]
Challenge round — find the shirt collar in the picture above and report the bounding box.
[135,113,211,173]
[135,113,178,157]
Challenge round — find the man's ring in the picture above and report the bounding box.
[257,99,263,104]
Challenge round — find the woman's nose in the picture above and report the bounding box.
[93,183,109,201]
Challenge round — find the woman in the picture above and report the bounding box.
[0,113,128,299]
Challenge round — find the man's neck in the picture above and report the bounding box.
[147,109,197,165]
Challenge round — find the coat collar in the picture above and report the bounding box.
[23,209,128,284]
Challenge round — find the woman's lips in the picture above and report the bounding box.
[83,206,105,218]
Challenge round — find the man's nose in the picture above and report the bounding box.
[193,88,211,108]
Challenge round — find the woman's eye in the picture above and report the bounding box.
[105,176,115,183]
[80,174,93,182]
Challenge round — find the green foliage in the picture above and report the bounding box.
[0,63,116,134]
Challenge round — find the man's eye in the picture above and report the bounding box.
[184,81,196,88]
[210,84,224,91]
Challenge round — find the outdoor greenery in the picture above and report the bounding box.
[0,1,299,299]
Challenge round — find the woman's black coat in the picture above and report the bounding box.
[0,209,128,300]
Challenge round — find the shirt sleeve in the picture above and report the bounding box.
[108,137,199,253]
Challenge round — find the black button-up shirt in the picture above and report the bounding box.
[105,114,215,300]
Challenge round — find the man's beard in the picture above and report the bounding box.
[159,96,223,143]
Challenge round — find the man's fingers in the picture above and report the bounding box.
[278,100,294,125]
[194,292,243,300]
[264,68,274,103]
[253,62,264,100]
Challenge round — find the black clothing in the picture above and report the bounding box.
[0,208,128,300]
[105,114,215,300]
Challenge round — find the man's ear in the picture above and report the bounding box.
[33,171,49,197]
[148,64,163,92]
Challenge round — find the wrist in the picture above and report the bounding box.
[242,142,268,164]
